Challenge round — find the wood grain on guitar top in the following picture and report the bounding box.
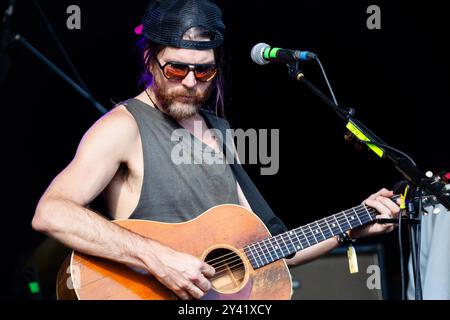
[57,205,293,300]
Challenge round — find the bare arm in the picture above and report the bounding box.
[33,108,152,265]
[286,238,339,266]
[32,107,213,300]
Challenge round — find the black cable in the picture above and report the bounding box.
[415,190,423,299]
[398,207,406,300]
[32,0,91,94]
[315,57,339,107]
[352,139,417,167]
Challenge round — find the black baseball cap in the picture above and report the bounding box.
[135,0,225,50]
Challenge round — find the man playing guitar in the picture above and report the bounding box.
[32,0,400,300]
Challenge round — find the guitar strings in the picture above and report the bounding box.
[210,264,246,279]
[207,195,428,268]
[208,223,374,276]
[204,205,376,269]
[206,208,377,277]
[208,196,430,274]
[244,206,376,265]
[205,205,374,266]
[205,205,372,266]
[206,205,376,268]
[207,214,373,270]
[210,198,424,276]
[211,269,244,280]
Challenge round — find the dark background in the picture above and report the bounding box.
[1,0,449,299]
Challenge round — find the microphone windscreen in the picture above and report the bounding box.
[251,43,270,65]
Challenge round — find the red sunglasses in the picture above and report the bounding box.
[156,59,218,82]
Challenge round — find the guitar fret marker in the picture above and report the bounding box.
[292,229,304,250]
[271,239,280,260]
[342,212,352,229]
[287,233,296,254]
[280,235,289,256]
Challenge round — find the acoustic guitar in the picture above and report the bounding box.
[56,202,393,300]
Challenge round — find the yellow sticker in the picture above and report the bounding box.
[400,185,409,210]
[347,245,359,274]
[346,121,384,158]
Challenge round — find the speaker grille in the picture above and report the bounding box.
[290,244,386,300]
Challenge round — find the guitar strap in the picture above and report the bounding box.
[200,109,288,236]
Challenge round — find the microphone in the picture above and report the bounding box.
[251,42,317,66]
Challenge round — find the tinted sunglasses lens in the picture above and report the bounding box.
[163,64,190,80]
[195,66,218,82]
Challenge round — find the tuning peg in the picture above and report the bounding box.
[433,206,441,215]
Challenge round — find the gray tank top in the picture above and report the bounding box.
[124,98,240,222]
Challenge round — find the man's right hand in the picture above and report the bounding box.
[142,242,215,300]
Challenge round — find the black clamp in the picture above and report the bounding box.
[337,232,356,246]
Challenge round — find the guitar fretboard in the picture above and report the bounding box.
[243,204,377,269]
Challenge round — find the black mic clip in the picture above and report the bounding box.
[287,62,304,81]
[345,107,356,119]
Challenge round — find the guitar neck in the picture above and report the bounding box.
[244,204,378,269]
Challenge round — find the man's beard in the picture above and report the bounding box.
[151,79,213,121]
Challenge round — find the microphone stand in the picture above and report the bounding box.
[286,61,450,300]
[11,34,107,114]
[1,1,107,114]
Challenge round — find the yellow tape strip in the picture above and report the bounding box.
[346,121,384,158]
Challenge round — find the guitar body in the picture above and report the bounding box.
[57,205,292,300]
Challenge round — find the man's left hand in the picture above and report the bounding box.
[350,188,400,239]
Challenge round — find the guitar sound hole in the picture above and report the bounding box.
[204,248,247,294]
